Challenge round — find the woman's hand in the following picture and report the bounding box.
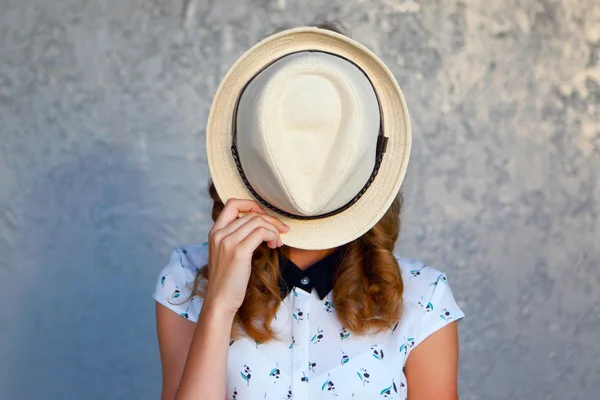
[204,198,290,316]
[164,199,288,400]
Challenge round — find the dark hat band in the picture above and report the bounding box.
[230,50,388,220]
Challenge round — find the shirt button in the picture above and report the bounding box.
[300,276,310,285]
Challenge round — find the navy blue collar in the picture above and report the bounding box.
[278,248,344,300]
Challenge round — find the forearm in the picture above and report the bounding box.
[175,300,235,400]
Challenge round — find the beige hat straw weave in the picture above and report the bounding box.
[206,26,411,250]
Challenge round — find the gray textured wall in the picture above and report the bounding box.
[1,0,599,399]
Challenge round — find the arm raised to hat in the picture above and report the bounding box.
[155,199,288,400]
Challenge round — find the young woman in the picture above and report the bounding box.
[154,23,465,400]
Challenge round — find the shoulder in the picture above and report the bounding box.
[393,255,451,306]
[158,242,210,284]
[393,254,465,349]
[152,241,210,322]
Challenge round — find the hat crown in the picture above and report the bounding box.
[235,51,381,216]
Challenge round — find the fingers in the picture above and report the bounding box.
[237,226,281,256]
[215,212,286,249]
[223,214,285,250]
[220,211,289,236]
[211,198,267,232]
[210,199,289,249]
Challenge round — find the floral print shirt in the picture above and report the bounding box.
[153,242,465,400]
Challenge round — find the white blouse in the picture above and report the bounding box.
[153,242,465,400]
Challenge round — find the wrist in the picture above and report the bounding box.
[202,297,239,320]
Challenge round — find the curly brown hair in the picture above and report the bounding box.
[190,177,404,343]
[190,22,405,343]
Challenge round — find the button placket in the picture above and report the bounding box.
[290,288,310,399]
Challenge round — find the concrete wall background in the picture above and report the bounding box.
[1,0,599,399]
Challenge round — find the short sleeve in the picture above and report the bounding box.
[412,271,465,349]
[152,245,208,323]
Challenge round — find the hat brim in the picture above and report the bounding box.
[206,26,411,250]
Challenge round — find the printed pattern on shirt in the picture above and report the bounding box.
[152,242,465,400]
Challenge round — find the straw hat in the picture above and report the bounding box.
[206,26,411,250]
